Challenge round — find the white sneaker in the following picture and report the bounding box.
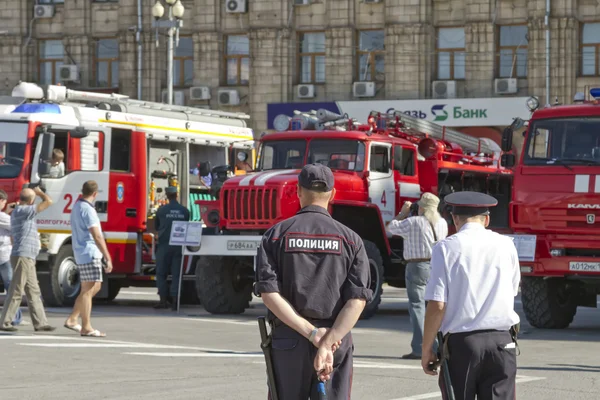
[14,319,31,326]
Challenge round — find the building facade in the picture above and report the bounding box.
[0,0,598,145]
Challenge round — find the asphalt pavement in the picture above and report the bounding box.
[1,285,599,400]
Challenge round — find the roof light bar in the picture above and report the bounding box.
[590,88,600,100]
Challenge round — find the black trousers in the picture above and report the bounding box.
[440,330,517,400]
[267,322,354,400]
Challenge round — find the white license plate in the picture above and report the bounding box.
[227,240,260,251]
[569,261,600,272]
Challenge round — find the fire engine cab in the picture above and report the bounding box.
[0,82,255,307]
[500,88,600,329]
[189,108,514,319]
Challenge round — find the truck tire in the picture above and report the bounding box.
[360,240,384,320]
[105,284,121,302]
[195,256,252,314]
[41,244,80,307]
[521,276,577,329]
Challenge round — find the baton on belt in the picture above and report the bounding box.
[258,317,279,400]
[429,331,455,400]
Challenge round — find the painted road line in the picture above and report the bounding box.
[353,361,422,370]
[387,376,546,400]
[119,291,157,296]
[182,317,256,326]
[13,336,261,355]
[124,352,263,358]
[0,335,73,340]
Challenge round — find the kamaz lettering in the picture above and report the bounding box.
[567,204,600,209]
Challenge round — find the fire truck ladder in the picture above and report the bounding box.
[12,82,250,127]
[377,110,500,155]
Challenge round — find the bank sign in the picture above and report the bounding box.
[266,97,531,129]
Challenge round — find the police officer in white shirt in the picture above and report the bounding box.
[421,191,521,400]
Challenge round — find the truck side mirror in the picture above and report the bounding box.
[501,153,515,168]
[70,126,90,139]
[199,161,211,177]
[38,132,55,176]
[501,127,513,152]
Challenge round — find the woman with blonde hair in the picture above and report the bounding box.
[386,192,449,359]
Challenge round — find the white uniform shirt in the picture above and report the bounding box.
[424,222,521,335]
[48,162,65,178]
[387,216,448,260]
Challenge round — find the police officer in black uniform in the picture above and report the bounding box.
[421,191,521,400]
[153,186,190,310]
[255,163,373,400]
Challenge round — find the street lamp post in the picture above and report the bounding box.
[152,0,185,105]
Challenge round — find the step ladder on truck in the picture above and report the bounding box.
[0,81,255,307]
[187,107,513,318]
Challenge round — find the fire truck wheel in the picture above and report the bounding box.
[195,256,252,314]
[521,276,577,329]
[360,240,384,320]
[43,244,80,307]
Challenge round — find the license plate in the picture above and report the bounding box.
[569,261,600,272]
[227,240,260,251]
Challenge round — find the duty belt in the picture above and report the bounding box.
[441,328,519,360]
[406,258,431,263]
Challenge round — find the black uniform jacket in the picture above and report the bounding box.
[255,205,373,321]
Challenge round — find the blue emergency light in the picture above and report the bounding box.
[12,103,61,114]
[291,119,302,130]
[590,88,600,100]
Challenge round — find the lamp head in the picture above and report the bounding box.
[152,1,165,18]
[172,0,185,18]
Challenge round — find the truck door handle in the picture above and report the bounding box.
[126,208,137,217]
[95,201,108,213]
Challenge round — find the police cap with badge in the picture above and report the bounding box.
[298,163,335,192]
[444,191,498,216]
[165,186,178,194]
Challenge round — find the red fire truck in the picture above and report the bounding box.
[500,88,600,329]
[189,108,514,318]
[0,82,255,306]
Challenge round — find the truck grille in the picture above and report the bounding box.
[539,208,600,229]
[223,187,279,226]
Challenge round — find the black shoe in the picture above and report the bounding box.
[153,296,170,309]
[401,353,422,360]
[34,325,56,332]
[171,296,178,311]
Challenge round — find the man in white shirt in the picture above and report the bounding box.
[386,192,448,359]
[421,191,521,400]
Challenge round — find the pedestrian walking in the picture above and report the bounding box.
[64,181,113,337]
[386,192,448,359]
[153,186,190,310]
[255,163,373,399]
[0,186,54,332]
[0,190,23,326]
[421,191,521,400]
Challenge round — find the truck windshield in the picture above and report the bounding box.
[0,122,28,179]
[259,139,365,171]
[524,118,600,165]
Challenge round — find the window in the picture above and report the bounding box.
[307,139,366,171]
[357,30,385,82]
[225,35,249,86]
[110,129,131,172]
[174,36,193,87]
[393,145,415,176]
[95,38,119,88]
[298,32,325,83]
[524,118,600,166]
[369,145,390,173]
[259,140,306,170]
[0,122,28,179]
[581,23,600,76]
[38,40,64,85]
[498,25,528,78]
[436,27,465,80]
[38,0,64,3]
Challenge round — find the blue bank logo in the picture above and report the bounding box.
[431,104,448,122]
